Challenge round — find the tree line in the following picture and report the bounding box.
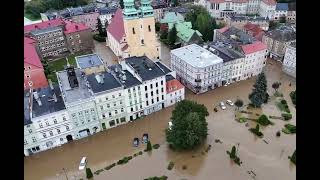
[25,0,89,19]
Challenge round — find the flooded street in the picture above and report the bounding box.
[25,47,296,180]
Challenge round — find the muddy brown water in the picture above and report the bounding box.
[24,60,296,180]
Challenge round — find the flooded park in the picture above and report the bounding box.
[24,59,296,180]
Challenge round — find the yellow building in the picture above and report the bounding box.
[106,0,160,61]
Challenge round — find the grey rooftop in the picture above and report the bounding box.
[86,71,122,94]
[221,26,257,45]
[109,64,142,88]
[76,54,104,69]
[31,85,66,118]
[265,25,296,42]
[155,61,172,74]
[171,44,223,68]
[98,7,117,14]
[165,74,175,82]
[125,56,167,81]
[57,68,93,105]
[227,14,268,21]
[207,41,245,63]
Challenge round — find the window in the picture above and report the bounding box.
[119,93,121,96]
[145,86,147,91]
[43,133,47,138]
[57,129,61,134]
[162,95,164,100]
[100,106,104,110]
[120,101,122,104]
[145,93,148,98]
[63,116,67,121]
[39,123,43,128]
[151,92,153,96]
[150,84,153,89]
[121,108,124,112]
[102,114,106,119]
[115,110,118,114]
[66,126,69,131]
[49,131,53,136]
[148,25,151,32]
[107,104,110,108]
[140,104,142,109]
[156,89,159,94]
[146,101,149,106]
[32,137,36,142]
[131,107,133,112]
[28,129,32,133]
[157,97,159,102]
[109,112,112,117]
[114,103,116,107]
[141,39,144,44]
[112,95,115,98]
[152,99,154,104]
[109,120,115,127]
[161,88,164,92]
[132,28,135,34]
[156,82,158,87]
[24,140,28,145]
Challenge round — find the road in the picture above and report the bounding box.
[24,59,296,180]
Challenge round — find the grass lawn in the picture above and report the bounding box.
[46,51,92,84]
[276,101,290,113]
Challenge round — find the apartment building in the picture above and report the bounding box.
[282,41,296,78]
[24,19,94,60]
[195,0,276,19]
[225,14,269,31]
[24,84,72,156]
[262,25,296,60]
[25,57,184,156]
[171,44,224,94]
[24,37,48,90]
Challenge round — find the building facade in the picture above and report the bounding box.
[106,1,160,60]
[151,0,168,22]
[282,41,296,78]
[165,75,185,107]
[225,14,269,31]
[98,7,117,28]
[262,25,296,60]
[171,44,224,94]
[75,54,106,75]
[24,37,48,90]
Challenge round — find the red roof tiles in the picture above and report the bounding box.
[24,37,43,68]
[24,19,64,33]
[63,20,90,34]
[106,9,125,42]
[241,41,267,55]
[262,0,276,6]
[243,23,265,41]
[166,79,184,94]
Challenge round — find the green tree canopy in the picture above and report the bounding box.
[168,25,177,45]
[166,100,209,150]
[235,99,244,110]
[249,73,268,107]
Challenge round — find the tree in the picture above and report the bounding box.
[168,25,177,45]
[160,30,168,40]
[272,82,281,92]
[166,100,209,150]
[155,22,161,32]
[235,99,244,110]
[269,20,279,30]
[86,168,93,179]
[290,149,296,164]
[185,5,217,42]
[230,146,236,159]
[249,72,268,107]
[120,0,124,9]
[146,141,152,151]
[257,114,272,126]
[172,0,179,7]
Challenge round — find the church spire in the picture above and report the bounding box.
[123,0,138,19]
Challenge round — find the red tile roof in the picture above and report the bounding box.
[241,41,267,55]
[243,23,265,41]
[24,19,64,33]
[262,0,276,6]
[106,9,125,42]
[218,26,229,33]
[24,37,43,68]
[166,79,184,94]
[63,20,90,34]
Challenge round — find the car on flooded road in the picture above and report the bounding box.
[219,102,226,110]
[226,100,234,106]
[79,157,87,170]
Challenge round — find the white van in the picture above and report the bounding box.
[79,157,87,170]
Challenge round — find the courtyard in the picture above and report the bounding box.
[24,60,295,180]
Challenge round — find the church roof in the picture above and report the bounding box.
[107,9,125,42]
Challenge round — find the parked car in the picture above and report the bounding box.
[219,102,226,110]
[224,82,230,87]
[133,138,139,147]
[79,157,87,170]
[168,121,173,130]
[226,100,234,106]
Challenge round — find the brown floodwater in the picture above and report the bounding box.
[24,59,296,180]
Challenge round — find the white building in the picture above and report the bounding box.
[195,0,276,19]
[24,85,72,156]
[151,0,168,22]
[86,72,128,129]
[57,67,101,140]
[25,57,184,156]
[282,41,296,78]
[98,7,117,28]
[273,3,288,21]
[171,44,224,94]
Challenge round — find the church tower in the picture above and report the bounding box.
[123,0,160,60]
